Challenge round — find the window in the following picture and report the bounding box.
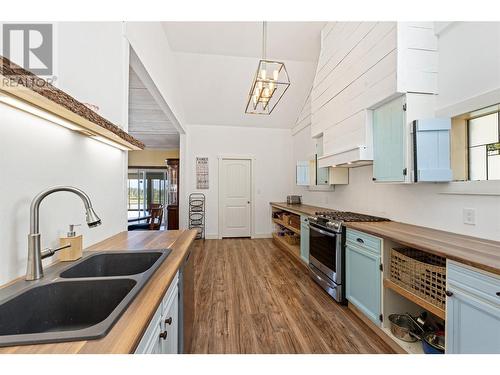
[127,170,146,211]
[127,169,174,212]
[468,111,500,181]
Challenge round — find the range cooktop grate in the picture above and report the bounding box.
[314,211,389,222]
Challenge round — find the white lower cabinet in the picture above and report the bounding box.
[135,272,179,354]
[446,261,500,354]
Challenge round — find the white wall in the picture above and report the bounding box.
[125,22,189,227]
[0,22,130,285]
[436,22,500,116]
[0,103,127,285]
[185,125,293,237]
[292,22,500,241]
[124,22,187,132]
[56,22,129,127]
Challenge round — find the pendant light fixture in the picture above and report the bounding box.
[245,22,290,115]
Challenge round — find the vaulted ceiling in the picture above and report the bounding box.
[128,67,180,149]
[162,22,324,129]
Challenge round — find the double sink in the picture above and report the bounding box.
[0,249,171,347]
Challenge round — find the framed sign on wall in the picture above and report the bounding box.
[196,157,209,189]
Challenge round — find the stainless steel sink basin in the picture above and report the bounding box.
[60,251,164,278]
[0,249,171,347]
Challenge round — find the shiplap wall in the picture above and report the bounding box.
[292,91,312,136]
[311,22,438,165]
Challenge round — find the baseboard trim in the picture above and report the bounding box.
[252,233,272,239]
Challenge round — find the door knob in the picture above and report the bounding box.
[165,317,172,325]
[247,201,250,204]
[159,331,168,340]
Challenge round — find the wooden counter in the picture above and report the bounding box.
[0,229,197,354]
[271,202,500,276]
[270,202,325,217]
[345,221,500,276]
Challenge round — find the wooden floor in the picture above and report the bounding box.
[189,238,394,354]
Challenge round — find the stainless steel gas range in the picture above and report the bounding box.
[308,211,389,303]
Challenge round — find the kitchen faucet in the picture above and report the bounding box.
[26,186,102,281]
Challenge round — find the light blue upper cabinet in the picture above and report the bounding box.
[373,96,406,182]
[315,138,330,185]
[413,118,453,182]
[296,161,310,186]
[300,216,310,263]
[316,156,330,185]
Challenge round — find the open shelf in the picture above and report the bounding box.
[384,279,446,320]
[380,326,424,354]
[272,232,301,261]
[272,218,301,235]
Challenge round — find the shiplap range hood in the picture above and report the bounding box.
[312,22,438,168]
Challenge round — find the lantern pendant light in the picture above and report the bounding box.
[245,21,290,115]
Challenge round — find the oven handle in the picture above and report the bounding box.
[309,266,337,288]
[308,224,337,238]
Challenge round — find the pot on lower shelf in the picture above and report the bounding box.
[388,313,422,342]
[422,331,445,354]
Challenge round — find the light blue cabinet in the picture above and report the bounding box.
[413,118,452,182]
[316,155,330,185]
[300,216,309,263]
[446,261,500,354]
[345,229,382,325]
[315,140,330,185]
[296,161,310,186]
[373,96,406,182]
[373,95,452,183]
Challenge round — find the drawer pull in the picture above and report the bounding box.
[356,238,365,244]
[496,292,500,297]
[165,317,173,325]
[445,290,453,297]
[159,331,168,340]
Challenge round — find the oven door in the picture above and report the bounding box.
[308,223,342,284]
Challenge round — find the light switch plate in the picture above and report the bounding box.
[463,208,476,225]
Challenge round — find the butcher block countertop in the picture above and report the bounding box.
[270,202,324,217]
[0,229,197,354]
[270,202,500,276]
[345,221,500,276]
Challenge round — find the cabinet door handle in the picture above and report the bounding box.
[445,290,453,297]
[356,238,364,244]
[165,317,172,325]
[496,292,500,297]
[159,331,168,340]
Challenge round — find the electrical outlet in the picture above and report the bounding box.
[463,208,476,225]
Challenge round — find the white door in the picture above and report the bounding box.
[220,159,251,238]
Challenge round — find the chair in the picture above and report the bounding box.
[128,205,164,231]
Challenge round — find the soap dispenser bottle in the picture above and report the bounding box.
[59,224,83,262]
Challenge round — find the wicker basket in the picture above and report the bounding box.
[289,214,301,230]
[281,214,290,225]
[284,233,300,245]
[390,248,446,310]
